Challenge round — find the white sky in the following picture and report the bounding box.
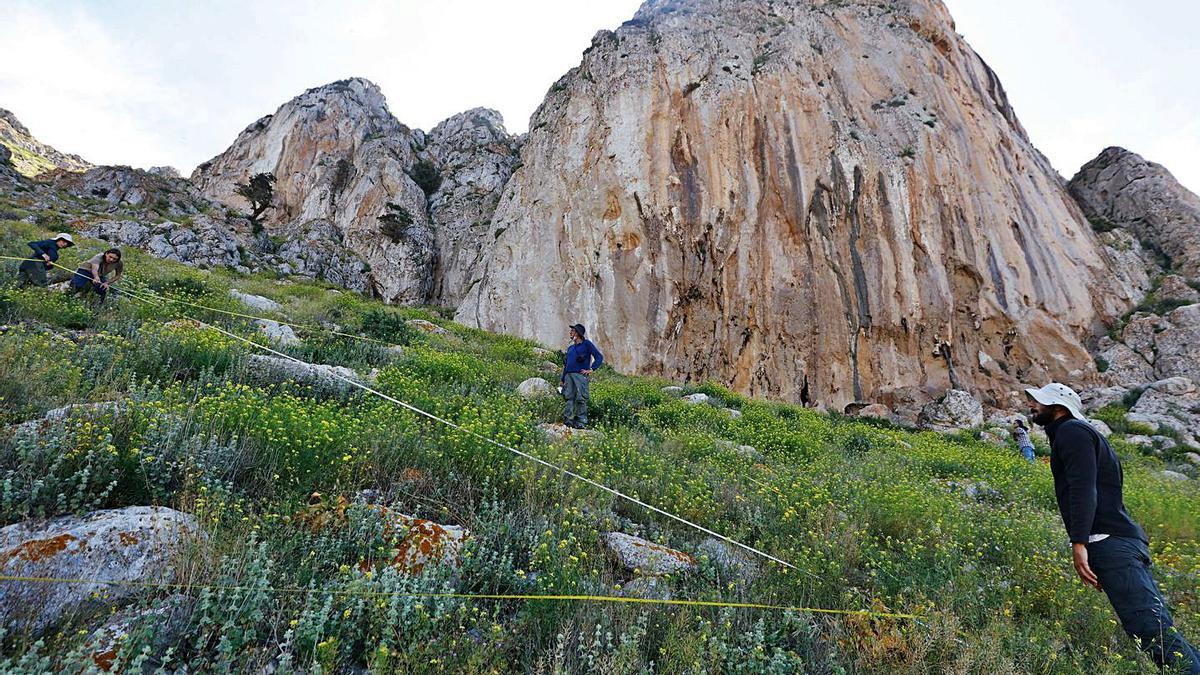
[0,0,1196,193]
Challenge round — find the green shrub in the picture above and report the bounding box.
[360,308,421,345]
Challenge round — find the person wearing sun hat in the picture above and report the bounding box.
[16,232,74,288]
[1027,382,1199,672]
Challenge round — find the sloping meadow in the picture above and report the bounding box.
[0,223,1197,673]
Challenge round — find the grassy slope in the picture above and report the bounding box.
[0,221,1197,674]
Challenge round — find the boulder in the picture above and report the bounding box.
[1149,376,1196,396]
[1097,343,1154,389]
[1158,275,1200,305]
[516,377,554,399]
[8,401,123,436]
[1125,435,1155,447]
[83,594,195,672]
[724,408,743,419]
[620,576,672,601]
[1154,436,1179,451]
[682,393,711,406]
[661,386,684,396]
[855,403,892,419]
[916,390,984,432]
[601,532,696,576]
[697,536,759,582]
[715,440,762,462]
[1184,452,1200,466]
[1081,386,1130,412]
[539,361,560,373]
[1087,419,1114,436]
[407,319,450,336]
[230,289,282,312]
[0,506,204,636]
[1125,413,1163,433]
[538,423,602,442]
[244,354,358,395]
[81,216,243,270]
[254,319,301,347]
[1161,470,1190,481]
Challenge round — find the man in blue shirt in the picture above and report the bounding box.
[561,323,603,429]
[16,233,74,287]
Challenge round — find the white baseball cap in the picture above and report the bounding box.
[1024,382,1087,421]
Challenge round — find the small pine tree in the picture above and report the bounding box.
[378,203,415,243]
[235,172,276,230]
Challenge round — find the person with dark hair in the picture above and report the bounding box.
[16,233,74,287]
[560,323,603,429]
[1027,382,1199,673]
[70,247,123,302]
[1013,417,1036,463]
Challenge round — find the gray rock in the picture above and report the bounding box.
[682,393,710,405]
[917,390,984,432]
[1087,419,1114,436]
[244,354,358,395]
[855,403,892,419]
[1125,435,1155,446]
[407,319,449,336]
[1154,436,1179,451]
[1158,275,1200,305]
[254,319,301,347]
[1097,343,1154,389]
[9,401,123,436]
[1125,413,1162,432]
[1149,376,1197,396]
[230,289,282,312]
[516,377,554,399]
[538,360,560,373]
[1070,147,1200,277]
[425,108,521,307]
[0,506,205,636]
[620,576,672,600]
[601,532,696,576]
[1161,470,1190,481]
[82,594,195,672]
[1081,386,1130,412]
[696,536,759,582]
[724,408,743,419]
[661,386,684,396]
[538,423,602,442]
[715,440,762,462]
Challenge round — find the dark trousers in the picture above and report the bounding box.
[70,268,109,301]
[16,260,48,287]
[562,372,589,427]
[1088,536,1200,673]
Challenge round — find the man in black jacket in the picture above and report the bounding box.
[1028,382,1199,673]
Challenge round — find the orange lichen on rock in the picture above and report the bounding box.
[118,532,139,546]
[1,533,80,565]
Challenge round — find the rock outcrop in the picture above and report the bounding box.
[191,78,434,304]
[425,108,521,307]
[1069,147,1200,277]
[0,506,203,636]
[0,108,92,177]
[457,0,1132,410]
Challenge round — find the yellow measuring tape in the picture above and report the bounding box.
[0,574,923,620]
[1,249,929,621]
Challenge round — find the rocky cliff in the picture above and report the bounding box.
[0,108,92,177]
[1069,147,1200,277]
[425,108,521,307]
[191,79,434,304]
[456,0,1133,409]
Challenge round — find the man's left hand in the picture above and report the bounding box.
[581,369,592,376]
[1072,542,1102,590]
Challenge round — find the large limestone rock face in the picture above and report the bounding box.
[425,108,521,307]
[191,78,434,304]
[1069,147,1200,277]
[457,0,1129,408]
[0,108,92,177]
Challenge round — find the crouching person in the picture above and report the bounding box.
[16,233,74,287]
[70,248,123,303]
[561,323,603,429]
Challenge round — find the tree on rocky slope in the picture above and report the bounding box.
[234,172,276,231]
[378,202,415,243]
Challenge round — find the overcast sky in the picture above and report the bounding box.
[1,0,1196,193]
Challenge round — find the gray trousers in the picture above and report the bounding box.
[562,372,590,426]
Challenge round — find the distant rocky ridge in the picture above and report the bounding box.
[0,108,92,177]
